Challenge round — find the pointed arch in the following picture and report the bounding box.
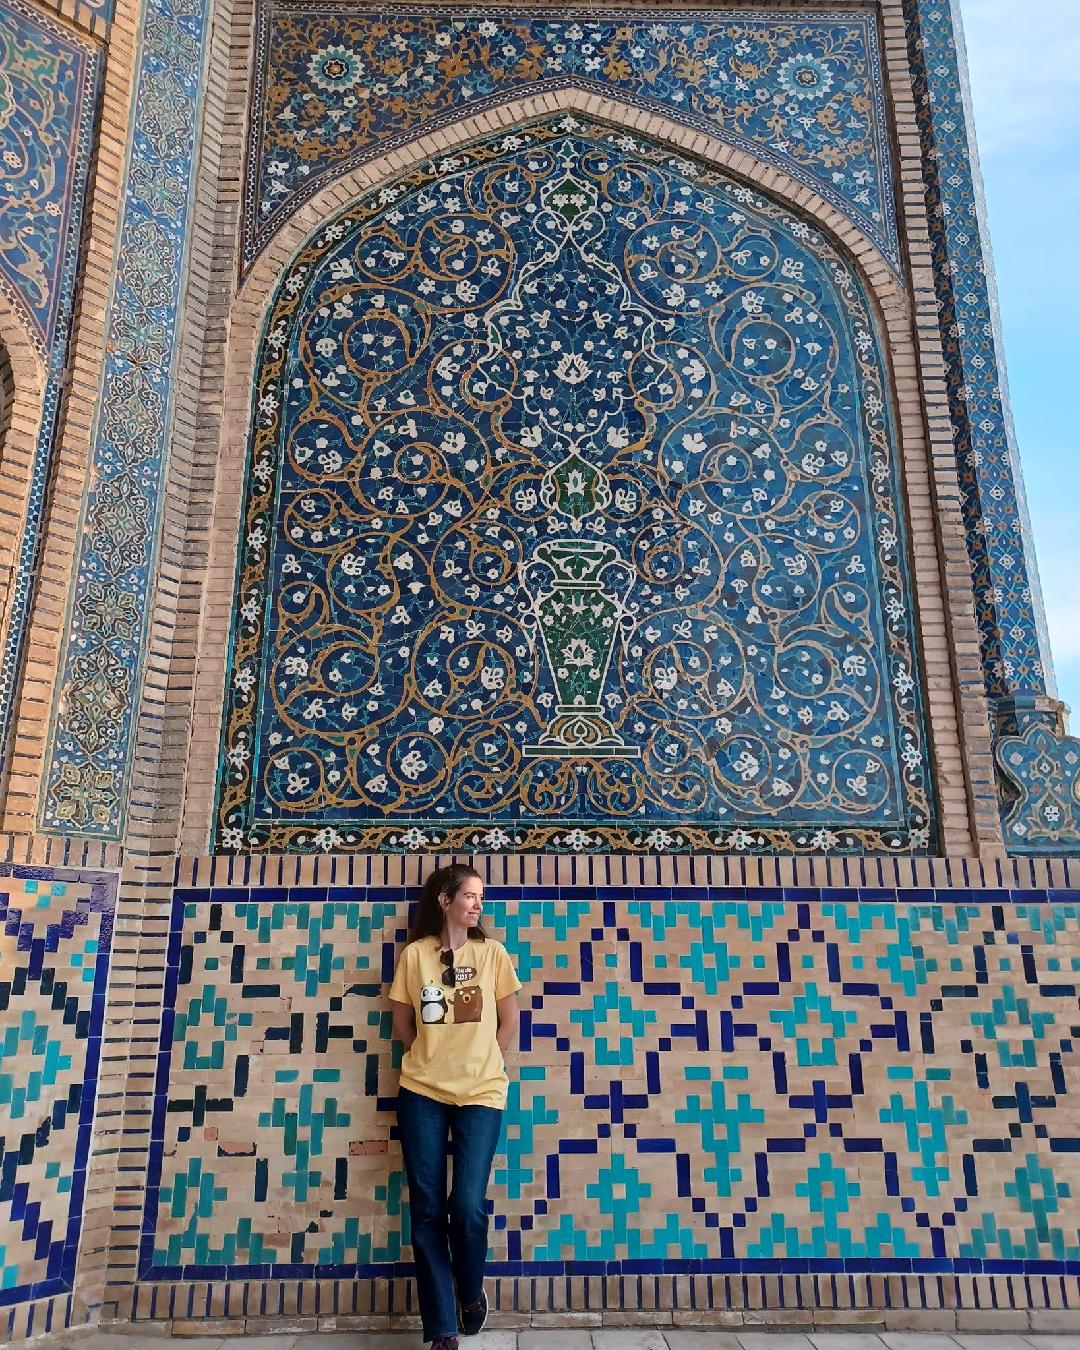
[180,92,970,854]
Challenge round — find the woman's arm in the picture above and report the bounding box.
[390,998,417,1051]
[496,992,519,1053]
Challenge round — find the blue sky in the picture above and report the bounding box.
[958,0,1080,721]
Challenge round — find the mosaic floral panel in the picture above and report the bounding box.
[39,0,211,835]
[216,117,932,856]
[0,2,100,783]
[0,0,99,355]
[140,886,1080,1280]
[0,866,116,1306]
[247,5,897,275]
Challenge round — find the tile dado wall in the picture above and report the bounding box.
[4,851,1080,1337]
[128,864,1080,1323]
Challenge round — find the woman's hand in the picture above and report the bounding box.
[496,992,519,1053]
[390,998,417,1051]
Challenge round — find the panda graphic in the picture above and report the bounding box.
[420,985,448,1024]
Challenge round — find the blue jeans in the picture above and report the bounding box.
[396,1086,503,1341]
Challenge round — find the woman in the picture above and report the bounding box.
[389,863,521,1349]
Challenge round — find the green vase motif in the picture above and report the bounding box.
[523,453,639,758]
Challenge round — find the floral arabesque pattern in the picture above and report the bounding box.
[216,118,932,855]
[0,0,100,790]
[247,6,897,275]
[903,0,1047,704]
[0,0,98,355]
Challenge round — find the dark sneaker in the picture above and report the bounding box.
[430,1337,459,1350]
[458,1285,488,1336]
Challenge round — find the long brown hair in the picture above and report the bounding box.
[408,864,488,943]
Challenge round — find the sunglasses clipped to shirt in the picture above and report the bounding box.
[440,949,456,988]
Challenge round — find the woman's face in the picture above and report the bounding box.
[441,877,484,930]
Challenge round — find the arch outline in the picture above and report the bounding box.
[182,88,970,855]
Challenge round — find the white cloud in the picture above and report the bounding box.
[959,0,1080,155]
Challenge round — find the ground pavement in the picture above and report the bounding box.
[15,1329,1080,1350]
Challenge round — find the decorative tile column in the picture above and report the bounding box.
[39,0,211,836]
[907,0,1080,852]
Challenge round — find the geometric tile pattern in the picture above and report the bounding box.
[245,5,898,276]
[0,866,116,1307]
[140,885,1080,1282]
[0,2,100,791]
[39,0,211,837]
[216,117,932,855]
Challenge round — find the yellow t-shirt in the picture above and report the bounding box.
[388,937,522,1109]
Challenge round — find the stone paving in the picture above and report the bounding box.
[26,1329,1080,1350]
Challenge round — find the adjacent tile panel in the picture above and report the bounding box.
[0,0,99,355]
[0,865,116,1307]
[245,4,899,275]
[216,116,932,856]
[140,883,1080,1286]
[0,0,101,783]
[39,0,211,836]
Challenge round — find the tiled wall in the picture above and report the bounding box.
[244,7,898,275]
[0,0,100,802]
[36,0,211,837]
[127,866,1080,1323]
[0,864,116,1340]
[215,115,933,858]
[0,0,1077,1337]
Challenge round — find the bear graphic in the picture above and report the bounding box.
[454,985,483,1023]
[420,985,448,1024]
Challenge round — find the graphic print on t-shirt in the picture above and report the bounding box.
[420,985,448,1024]
[454,985,483,1022]
[390,937,522,1107]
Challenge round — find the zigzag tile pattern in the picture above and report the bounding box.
[141,885,1080,1287]
[0,866,116,1307]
